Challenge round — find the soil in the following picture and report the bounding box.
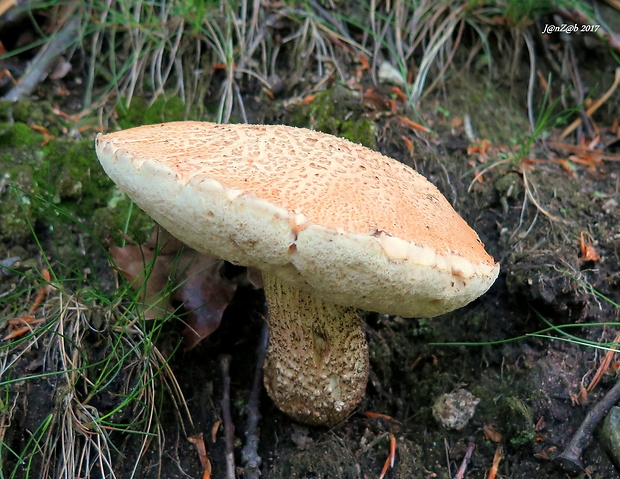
[1,18,620,479]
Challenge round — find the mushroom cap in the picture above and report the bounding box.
[96,121,499,317]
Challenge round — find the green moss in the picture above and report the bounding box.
[0,111,116,243]
[407,317,435,338]
[0,121,12,138]
[288,86,376,148]
[0,130,152,245]
[470,377,539,448]
[0,99,163,252]
[502,396,536,447]
[0,186,37,243]
[0,122,45,148]
[494,171,521,196]
[339,117,376,149]
[40,139,113,214]
[0,100,12,119]
[0,159,44,242]
[11,99,56,126]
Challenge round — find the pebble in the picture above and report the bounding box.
[432,388,480,430]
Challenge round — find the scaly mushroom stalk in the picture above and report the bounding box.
[262,272,368,425]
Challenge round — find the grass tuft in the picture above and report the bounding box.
[0,196,191,478]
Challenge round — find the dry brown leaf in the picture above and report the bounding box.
[110,225,239,349]
[177,252,237,350]
[110,242,174,320]
[188,433,212,479]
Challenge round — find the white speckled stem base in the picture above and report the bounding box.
[262,272,369,426]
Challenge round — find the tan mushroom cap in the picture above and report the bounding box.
[96,121,499,318]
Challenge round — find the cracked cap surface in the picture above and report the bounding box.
[96,121,499,317]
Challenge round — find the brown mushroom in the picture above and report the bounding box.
[95,122,499,425]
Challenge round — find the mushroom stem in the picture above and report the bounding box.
[262,272,369,425]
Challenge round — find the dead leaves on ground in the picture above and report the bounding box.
[110,226,253,349]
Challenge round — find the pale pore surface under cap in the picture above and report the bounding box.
[96,121,499,317]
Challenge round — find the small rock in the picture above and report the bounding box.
[432,389,480,430]
[0,256,20,277]
[377,62,406,88]
[601,406,620,472]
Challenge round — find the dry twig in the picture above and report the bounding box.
[2,16,79,101]
[560,68,620,139]
[220,355,236,479]
[241,321,269,479]
[547,141,620,162]
[586,331,620,393]
[556,377,620,474]
[454,442,475,479]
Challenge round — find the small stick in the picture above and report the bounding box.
[220,355,236,479]
[556,377,620,474]
[560,67,620,139]
[241,321,269,479]
[487,445,503,479]
[454,442,475,479]
[586,331,620,393]
[2,16,80,101]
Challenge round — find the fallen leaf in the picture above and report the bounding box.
[188,433,212,479]
[483,424,503,443]
[579,231,600,262]
[177,252,237,350]
[110,225,239,349]
[110,241,174,320]
[451,116,464,130]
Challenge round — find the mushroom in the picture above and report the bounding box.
[95,122,499,426]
